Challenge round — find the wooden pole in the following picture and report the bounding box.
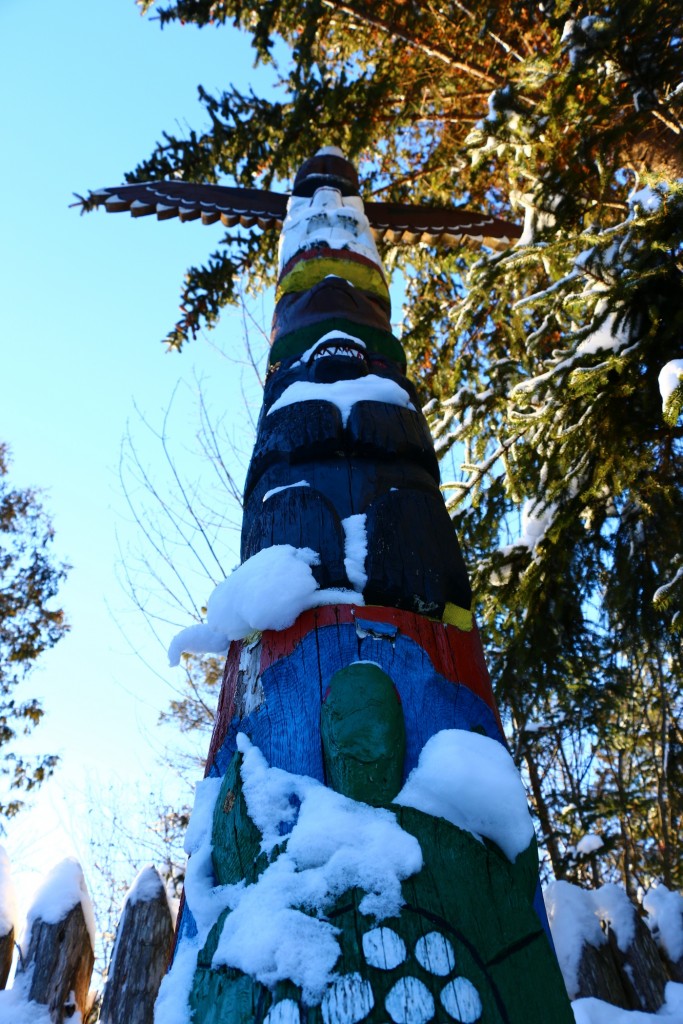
[155,149,574,1024]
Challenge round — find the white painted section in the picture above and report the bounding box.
[321,973,374,1024]
[414,931,456,976]
[385,977,434,1024]
[439,977,482,1022]
[362,927,407,970]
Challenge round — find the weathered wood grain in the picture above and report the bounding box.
[575,937,630,1008]
[18,903,94,1022]
[0,926,13,990]
[100,868,174,1024]
[605,910,669,1012]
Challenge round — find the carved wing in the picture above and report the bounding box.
[82,181,521,247]
[82,182,289,228]
[365,200,521,248]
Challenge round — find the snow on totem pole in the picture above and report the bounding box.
[92,148,574,1023]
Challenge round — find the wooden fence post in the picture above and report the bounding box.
[100,865,174,1024]
[16,859,94,1023]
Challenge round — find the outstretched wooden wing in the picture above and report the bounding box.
[81,181,288,229]
[81,181,521,248]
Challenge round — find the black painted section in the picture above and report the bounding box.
[241,346,471,613]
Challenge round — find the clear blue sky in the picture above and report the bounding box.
[0,0,279,916]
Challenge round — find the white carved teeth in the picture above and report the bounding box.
[312,344,366,361]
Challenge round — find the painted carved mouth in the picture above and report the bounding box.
[307,339,368,364]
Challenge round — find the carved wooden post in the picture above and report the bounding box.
[86,148,571,1023]
[149,149,574,1024]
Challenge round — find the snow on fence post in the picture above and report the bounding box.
[147,149,574,1024]
[0,846,15,989]
[643,884,683,983]
[15,858,95,1023]
[545,880,671,1012]
[99,864,174,1024]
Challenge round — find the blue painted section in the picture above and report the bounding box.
[210,620,502,784]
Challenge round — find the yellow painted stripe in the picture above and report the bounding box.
[276,257,390,303]
[442,602,474,631]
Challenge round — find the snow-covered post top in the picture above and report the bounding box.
[22,857,95,952]
[10,858,95,1022]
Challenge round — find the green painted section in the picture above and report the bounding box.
[188,748,574,1024]
[269,318,407,369]
[210,753,269,887]
[321,662,406,806]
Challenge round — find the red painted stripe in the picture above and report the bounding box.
[259,605,501,725]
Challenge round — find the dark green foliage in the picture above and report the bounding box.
[123,1,682,890]
[0,444,67,820]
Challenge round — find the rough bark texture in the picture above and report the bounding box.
[0,926,13,990]
[575,937,630,1008]
[606,912,670,1012]
[100,870,174,1024]
[18,903,94,1023]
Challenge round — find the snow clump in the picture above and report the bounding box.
[395,729,534,863]
[156,737,423,1016]
[643,884,683,964]
[168,545,362,666]
[268,375,415,427]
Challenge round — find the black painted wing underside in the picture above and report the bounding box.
[84,181,522,247]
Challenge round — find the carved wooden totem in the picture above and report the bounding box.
[92,149,574,1024]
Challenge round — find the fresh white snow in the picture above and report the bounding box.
[342,514,368,591]
[126,864,167,906]
[263,480,310,503]
[643,884,683,963]
[395,729,534,862]
[572,983,683,1022]
[658,360,683,406]
[545,880,606,998]
[575,834,604,857]
[267,375,415,427]
[23,857,95,951]
[0,985,55,1024]
[168,545,363,666]
[156,736,423,1017]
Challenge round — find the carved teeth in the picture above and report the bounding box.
[312,343,366,361]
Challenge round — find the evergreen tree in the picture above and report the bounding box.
[0,444,68,820]
[119,0,682,890]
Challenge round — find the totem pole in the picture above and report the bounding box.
[90,149,574,1024]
